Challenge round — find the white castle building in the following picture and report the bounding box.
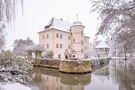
[38,17,90,59]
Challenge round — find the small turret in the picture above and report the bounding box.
[71,20,85,28]
[70,18,85,59]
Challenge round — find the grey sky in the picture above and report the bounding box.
[6,0,99,49]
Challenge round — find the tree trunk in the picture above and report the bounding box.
[124,45,127,67]
[124,45,127,60]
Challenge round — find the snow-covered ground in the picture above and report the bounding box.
[0,83,32,90]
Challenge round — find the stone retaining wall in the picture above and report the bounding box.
[34,60,92,74]
[33,60,60,69]
[59,60,92,74]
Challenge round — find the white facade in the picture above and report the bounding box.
[38,17,90,59]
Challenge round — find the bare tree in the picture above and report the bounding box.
[13,38,34,56]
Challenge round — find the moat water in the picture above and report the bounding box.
[27,60,135,90]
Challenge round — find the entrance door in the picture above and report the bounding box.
[65,55,68,59]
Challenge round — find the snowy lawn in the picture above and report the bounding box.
[0,83,32,90]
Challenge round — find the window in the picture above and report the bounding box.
[81,40,83,45]
[60,44,62,48]
[81,49,83,53]
[73,39,75,42]
[68,45,70,49]
[58,54,61,58]
[56,44,59,48]
[60,34,62,38]
[47,34,49,38]
[68,36,70,40]
[56,33,59,38]
[81,31,83,35]
[47,44,49,48]
[42,35,44,39]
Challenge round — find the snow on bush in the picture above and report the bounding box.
[0,50,33,84]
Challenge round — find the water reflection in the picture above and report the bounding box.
[109,60,135,90]
[28,60,135,90]
[28,67,91,90]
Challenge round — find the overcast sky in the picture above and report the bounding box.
[6,0,99,49]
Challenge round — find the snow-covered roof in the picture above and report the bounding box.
[95,41,109,49]
[95,35,105,42]
[26,45,45,52]
[44,17,71,32]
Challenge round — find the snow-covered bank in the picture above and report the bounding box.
[0,83,32,90]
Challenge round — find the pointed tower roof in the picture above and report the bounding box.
[71,15,84,27]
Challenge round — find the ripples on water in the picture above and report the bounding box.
[27,60,135,90]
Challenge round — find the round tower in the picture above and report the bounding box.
[70,20,85,59]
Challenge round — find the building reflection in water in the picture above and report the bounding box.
[29,67,91,90]
[28,60,135,90]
